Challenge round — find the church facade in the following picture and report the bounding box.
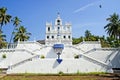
[0,14,120,74]
[45,14,72,46]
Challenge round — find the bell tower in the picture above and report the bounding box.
[55,13,62,25]
[45,13,72,46]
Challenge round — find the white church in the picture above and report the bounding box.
[0,14,120,74]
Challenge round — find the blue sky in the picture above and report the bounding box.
[0,0,120,42]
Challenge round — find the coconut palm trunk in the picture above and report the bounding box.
[8,17,21,48]
[8,26,16,48]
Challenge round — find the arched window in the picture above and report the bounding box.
[58,27,60,30]
[48,27,50,31]
[68,36,70,39]
[47,36,49,39]
[57,20,60,25]
[63,36,66,39]
[52,36,54,39]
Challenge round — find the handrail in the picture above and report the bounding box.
[18,41,44,47]
[73,41,100,46]
[73,41,84,46]
[9,55,39,69]
[0,48,38,69]
[32,46,47,52]
[95,48,119,51]
[81,54,108,67]
[3,48,39,69]
[83,48,96,54]
[72,47,109,67]
[105,50,119,63]
[81,48,119,67]
[84,48,119,54]
[71,46,85,53]
[105,50,120,63]
[0,48,35,55]
[0,49,15,52]
[21,41,45,52]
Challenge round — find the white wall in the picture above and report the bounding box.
[74,41,101,52]
[36,46,83,58]
[0,49,34,68]
[1,41,120,74]
[86,49,119,63]
[7,58,109,74]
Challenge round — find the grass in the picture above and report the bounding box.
[0,75,111,80]
[1,72,118,80]
[9,72,107,76]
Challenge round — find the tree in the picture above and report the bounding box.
[12,17,21,27]
[0,7,12,31]
[8,17,21,48]
[9,17,21,42]
[72,37,83,44]
[85,30,91,38]
[104,13,120,40]
[0,30,6,49]
[13,26,31,42]
[85,30,93,41]
[84,30,100,41]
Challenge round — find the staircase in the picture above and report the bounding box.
[71,46,85,53]
[72,47,109,68]
[0,48,39,70]
[9,54,39,69]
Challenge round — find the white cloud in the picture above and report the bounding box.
[74,1,100,13]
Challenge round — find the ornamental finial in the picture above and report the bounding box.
[57,12,60,18]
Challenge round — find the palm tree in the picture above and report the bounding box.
[85,30,92,41]
[0,30,6,49]
[8,17,21,48]
[13,26,31,42]
[104,13,120,40]
[0,7,12,31]
[12,17,21,27]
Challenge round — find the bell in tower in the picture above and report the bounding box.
[55,12,62,25]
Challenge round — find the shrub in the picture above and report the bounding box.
[40,55,45,59]
[58,71,64,76]
[0,69,2,73]
[74,54,79,59]
[2,54,6,58]
[76,70,80,75]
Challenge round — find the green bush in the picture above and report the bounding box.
[40,55,45,59]
[58,71,64,76]
[74,55,79,59]
[2,54,6,58]
[0,69,2,73]
[76,70,80,75]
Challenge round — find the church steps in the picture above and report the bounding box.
[9,55,39,69]
[71,46,109,67]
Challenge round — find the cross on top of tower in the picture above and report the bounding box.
[57,12,60,15]
[57,12,60,18]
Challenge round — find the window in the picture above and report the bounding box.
[63,36,66,39]
[47,36,49,39]
[68,36,70,39]
[57,20,60,25]
[58,27,60,30]
[52,36,54,39]
[48,27,50,31]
